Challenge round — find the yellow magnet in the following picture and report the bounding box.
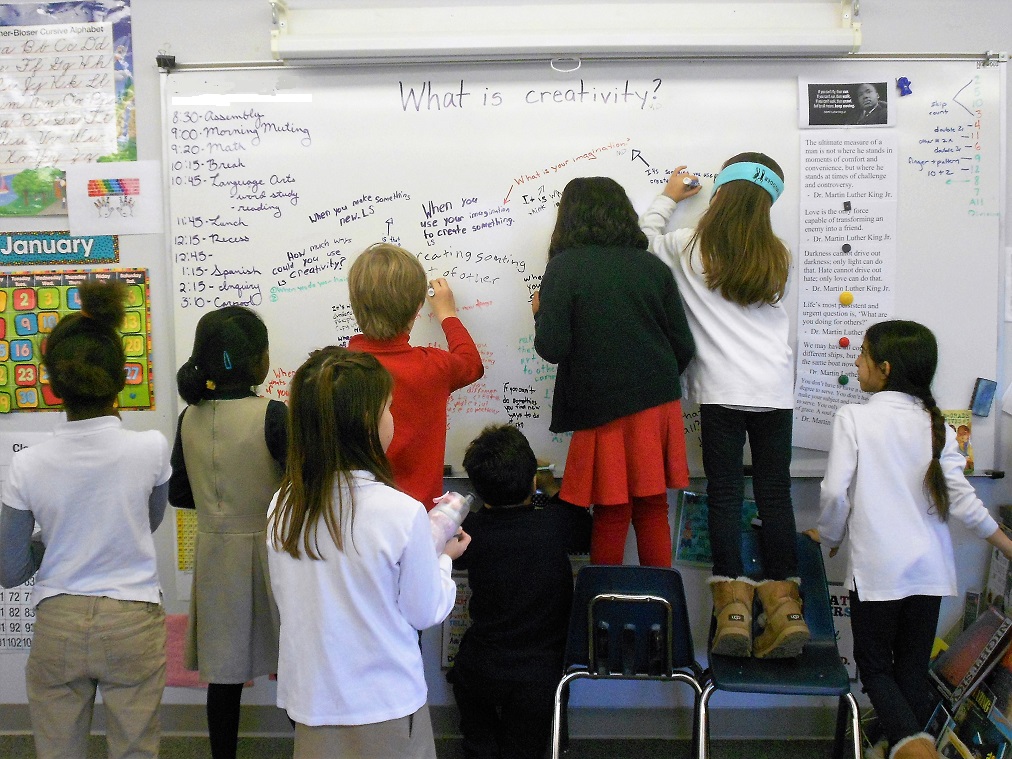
[839,291,854,306]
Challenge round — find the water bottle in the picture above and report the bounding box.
[429,491,474,553]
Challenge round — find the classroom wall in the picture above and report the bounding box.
[2,0,1011,740]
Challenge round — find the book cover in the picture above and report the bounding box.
[673,491,758,567]
[928,702,954,740]
[931,607,1012,707]
[985,527,1012,615]
[966,591,984,630]
[974,642,1012,745]
[943,409,974,475]
[937,692,1011,759]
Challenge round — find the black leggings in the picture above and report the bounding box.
[207,682,244,759]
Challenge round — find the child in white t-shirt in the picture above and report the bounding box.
[0,280,172,759]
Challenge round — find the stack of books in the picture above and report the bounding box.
[929,608,1012,757]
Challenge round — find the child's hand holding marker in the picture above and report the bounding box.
[426,277,457,321]
[661,165,703,202]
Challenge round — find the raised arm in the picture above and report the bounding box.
[439,316,484,390]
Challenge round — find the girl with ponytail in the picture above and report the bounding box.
[169,306,287,759]
[810,320,1012,759]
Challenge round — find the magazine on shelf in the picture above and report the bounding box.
[986,527,1012,616]
[972,641,1012,745]
[932,691,1011,758]
[942,409,974,475]
[673,491,758,567]
[930,607,1012,708]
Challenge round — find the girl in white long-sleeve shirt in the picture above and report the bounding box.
[811,320,1012,759]
[641,153,808,660]
[267,347,470,759]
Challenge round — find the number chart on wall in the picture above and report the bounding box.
[0,433,48,659]
[162,59,1004,474]
[0,269,154,412]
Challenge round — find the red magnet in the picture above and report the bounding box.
[839,337,850,348]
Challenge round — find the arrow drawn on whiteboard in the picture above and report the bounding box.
[630,149,649,166]
[504,185,513,204]
[385,218,394,236]
[951,80,975,118]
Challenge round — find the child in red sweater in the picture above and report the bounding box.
[348,243,484,507]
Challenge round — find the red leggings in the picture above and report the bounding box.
[589,493,671,567]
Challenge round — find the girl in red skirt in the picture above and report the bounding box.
[533,176,695,566]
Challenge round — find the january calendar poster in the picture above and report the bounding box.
[0,268,154,412]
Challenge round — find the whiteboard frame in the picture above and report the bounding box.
[157,53,1008,478]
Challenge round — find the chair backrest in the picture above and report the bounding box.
[564,565,697,676]
[740,530,837,643]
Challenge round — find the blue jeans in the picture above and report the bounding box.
[850,592,941,748]
[700,405,798,579]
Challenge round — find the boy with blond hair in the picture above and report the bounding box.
[348,243,484,507]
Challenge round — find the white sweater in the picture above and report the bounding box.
[267,472,456,727]
[640,195,795,408]
[819,392,998,601]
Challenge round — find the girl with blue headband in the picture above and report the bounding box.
[640,152,809,659]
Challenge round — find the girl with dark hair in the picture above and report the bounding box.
[169,306,286,759]
[267,347,469,759]
[534,176,695,567]
[642,153,809,659]
[0,280,171,758]
[810,320,1012,759]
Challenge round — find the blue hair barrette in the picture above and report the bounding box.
[711,161,784,204]
[223,351,232,370]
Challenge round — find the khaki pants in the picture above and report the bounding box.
[294,704,437,759]
[26,594,166,759]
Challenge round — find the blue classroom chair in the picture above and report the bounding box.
[698,531,862,759]
[551,565,706,759]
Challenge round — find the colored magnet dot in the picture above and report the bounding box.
[842,243,852,253]
[838,375,849,385]
[839,336,850,348]
[839,291,854,306]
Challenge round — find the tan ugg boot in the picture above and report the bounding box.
[889,733,941,759]
[753,579,810,658]
[709,577,755,657]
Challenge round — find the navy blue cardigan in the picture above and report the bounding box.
[534,244,694,432]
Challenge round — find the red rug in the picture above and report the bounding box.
[165,614,205,689]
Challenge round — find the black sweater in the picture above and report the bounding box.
[534,244,694,432]
[453,498,591,681]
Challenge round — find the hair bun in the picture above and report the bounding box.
[78,280,127,330]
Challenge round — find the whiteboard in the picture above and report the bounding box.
[162,59,1005,476]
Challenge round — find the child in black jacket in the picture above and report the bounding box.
[451,424,591,759]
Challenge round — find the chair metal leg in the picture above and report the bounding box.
[698,681,717,759]
[668,672,705,759]
[551,672,589,759]
[835,692,862,759]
